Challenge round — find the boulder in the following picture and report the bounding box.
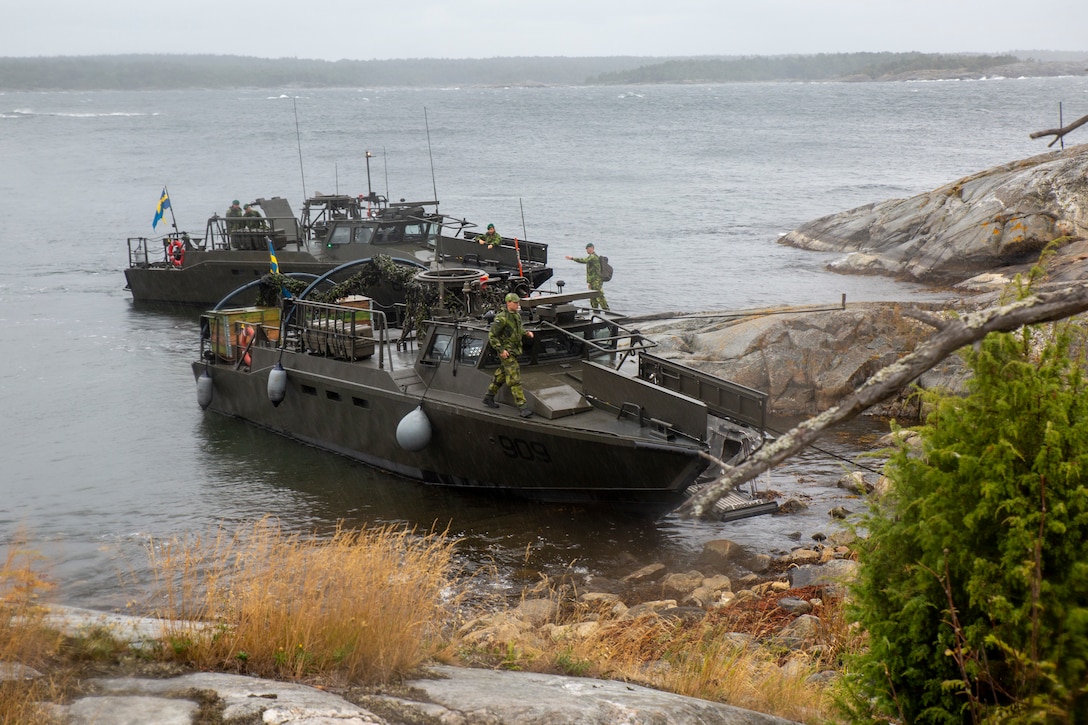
[779,144,1088,285]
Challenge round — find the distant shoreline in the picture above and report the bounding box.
[1,52,1085,92]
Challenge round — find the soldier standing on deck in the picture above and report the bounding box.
[483,292,535,418]
[565,242,609,311]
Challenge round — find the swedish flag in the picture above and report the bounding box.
[152,188,171,230]
[269,240,292,298]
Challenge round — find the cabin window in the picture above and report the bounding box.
[402,222,434,247]
[374,224,400,245]
[458,335,486,366]
[352,226,376,245]
[423,333,454,363]
[326,226,352,247]
[583,323,619,363]
[326,391,341,401]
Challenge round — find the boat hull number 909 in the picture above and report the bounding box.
[497,435,551,462]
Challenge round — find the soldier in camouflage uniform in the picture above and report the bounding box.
[478,223,502,249]
[225,199,245,249]
[483,292,535,418]
[565,242,609,311]
[243,203,265,230]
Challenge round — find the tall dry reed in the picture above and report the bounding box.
[146,517,459,683]
[0,533,66,724]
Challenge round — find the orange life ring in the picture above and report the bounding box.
[238,325,255,366]
[167,239,185,268]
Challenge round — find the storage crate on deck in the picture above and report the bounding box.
[296,297,375,360]
[207,306,281,363]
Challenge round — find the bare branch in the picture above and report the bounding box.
[900,307,948,330]
[679,284,1088,519]
[1029,113,1088,147]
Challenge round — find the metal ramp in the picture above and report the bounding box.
[682,481,779,522]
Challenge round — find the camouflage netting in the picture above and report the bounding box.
[255,255,514,336]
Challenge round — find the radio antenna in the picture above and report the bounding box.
[293,97,307,200]
[424,108,439,212]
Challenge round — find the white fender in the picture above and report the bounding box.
[196,369,213,410]
[396,406,432,452]
[267,362,287,407]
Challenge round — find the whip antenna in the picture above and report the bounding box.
[424,108,439,212]
[293,97,307,200]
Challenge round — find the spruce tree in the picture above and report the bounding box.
[844,321,1088,723]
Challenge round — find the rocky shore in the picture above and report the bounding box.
[8,526,865,724]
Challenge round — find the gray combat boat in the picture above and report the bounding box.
[126,192,551,309]
[191,271,773,517]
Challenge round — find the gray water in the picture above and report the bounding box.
[2,77,1085,608]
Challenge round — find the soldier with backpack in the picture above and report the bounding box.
[565,242,611,311]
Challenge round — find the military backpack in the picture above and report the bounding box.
[599,255,614,282]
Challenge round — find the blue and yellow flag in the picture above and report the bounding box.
[152,188,171,230]
[269,240,292,298]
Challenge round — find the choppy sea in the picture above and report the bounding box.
[1,76,1085,607]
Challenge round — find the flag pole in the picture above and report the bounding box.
[165,185,179,233]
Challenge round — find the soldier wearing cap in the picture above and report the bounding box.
[478,223,502,249]
[242,202,265,235]
[483,292,535,417]
[225,199,244,229]
[565,242,609,311]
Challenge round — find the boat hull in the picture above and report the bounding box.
[126,249,336,307]
[192,350,708,513]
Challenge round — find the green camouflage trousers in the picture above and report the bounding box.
[487,356,527,407]
[590,281,609,311]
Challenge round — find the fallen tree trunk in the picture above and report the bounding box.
[1030,112,1088,147]
[680,284,1088,519]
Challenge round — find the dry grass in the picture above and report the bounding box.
[450,575,861,724]
[0,533,67,724]
[145,517,461,684]
[5,523,863,723]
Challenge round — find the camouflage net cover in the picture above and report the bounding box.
[255,255,514,335]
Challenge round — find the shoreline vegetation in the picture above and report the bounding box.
[1,50,1086,91]
[3,518,853,723]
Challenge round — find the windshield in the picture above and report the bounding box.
[326,224,377,247]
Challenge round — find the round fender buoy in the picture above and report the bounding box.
[396,406,432,452]
[267,362,287,407]
[196,368,213,410]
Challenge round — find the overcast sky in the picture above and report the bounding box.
[5,0,1085,60]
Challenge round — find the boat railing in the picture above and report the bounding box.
[283,299,392,370]
[204,214,302,252]
[536,318,657,369]
[127,233,203,267]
